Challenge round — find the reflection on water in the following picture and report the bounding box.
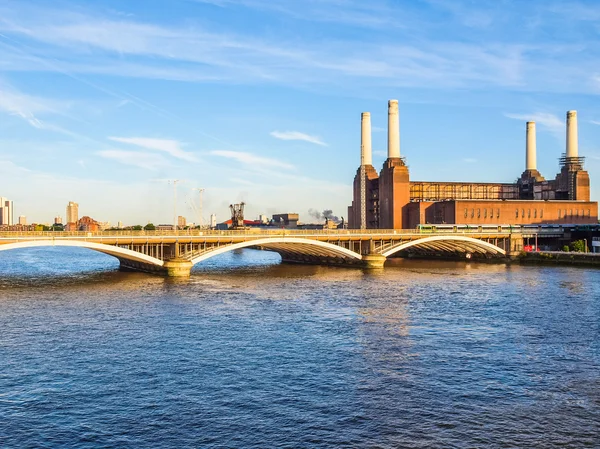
[1,248,599,448]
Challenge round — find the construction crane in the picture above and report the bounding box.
[229,202,245,229]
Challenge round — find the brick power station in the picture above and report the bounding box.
[348,101,598,229]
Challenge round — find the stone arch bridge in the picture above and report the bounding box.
[0,229,540,276]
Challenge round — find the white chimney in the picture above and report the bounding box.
[360,112,372,166]
[566,110,578,158]
[526,121,536,171]
[387,100,400,159]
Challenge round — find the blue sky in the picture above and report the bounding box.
[1,0,600,225]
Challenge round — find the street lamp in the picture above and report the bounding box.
[192,188,205,228]
[170,179,180,230]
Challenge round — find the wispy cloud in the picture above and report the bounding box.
[210,150,294,169]
[97,149,168,170]
[229,177,256,186]
[590,120,600,126]
[108,137,198,162]
[504,112,564,134]
[0,4,542,92]
[0,81,57,128]
[270,131,327,146]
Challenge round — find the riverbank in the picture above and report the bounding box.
[519,251,600,267]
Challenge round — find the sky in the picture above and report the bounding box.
[2,0,600,225]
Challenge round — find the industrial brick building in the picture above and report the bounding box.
[348,101,598,229]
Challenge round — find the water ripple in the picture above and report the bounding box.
[1,248,599,448]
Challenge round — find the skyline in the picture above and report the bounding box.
[2,0,600,224]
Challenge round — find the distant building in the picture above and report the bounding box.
[78,216,99,232]
[348,102,598,229]
[177,215,186,229]
[210,214,217,229]
[66,201,79,225]
[117,221,123,229]
[98,221,111,231]
[0,197,14,226]
[54,216,63,225]
[272,213,299,228]
[157,224,175,231]
[259,214,269,225]
[18,216,26,225]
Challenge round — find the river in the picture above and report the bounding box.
[1,248,599,448]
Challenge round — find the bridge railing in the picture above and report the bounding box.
[0,227,561,238]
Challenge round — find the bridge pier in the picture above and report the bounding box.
[162,259,193,277]
[362,254,387,268]
[119,258,192,277]
[508,235,525,258]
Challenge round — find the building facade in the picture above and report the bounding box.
[66,201,79,225]
[348,103,598,229]
[0,197,14,226]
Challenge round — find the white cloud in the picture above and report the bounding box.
[590,120,600,125]
[504,112,564,133]
[0,6,533,92]
[97,149,168,170]
[0,82,56,128]
[270,131,327,146]
[108,137,198,162]
[210,150,294,169]
[229,177,256,186]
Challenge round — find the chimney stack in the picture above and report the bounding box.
[566,110,578,158]
[387,100,400,159]
[360,112,372,166]
[526,121,536,171]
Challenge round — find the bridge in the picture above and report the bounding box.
[0,228,555,276]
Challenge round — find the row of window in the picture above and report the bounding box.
[464,208,500,219]
[558,209,591,218]
[515,209,544,219]
[463,208,592,220]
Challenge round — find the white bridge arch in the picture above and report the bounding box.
[190,237,363,265]
[381,235,506,258]
[0,240,165,266]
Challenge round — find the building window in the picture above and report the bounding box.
[484,209,487,218]
[497,209,500,218]
[471,209,474,218]
[528,209,531,218]
[477,209,480,218]
[588,209,591,217]
[581,210,584,217]
[464,208,468,218]
[515,209,519,218]
[522,209,525,218]
[570,209,573,217]
[540,209,543,218]
[534,209,537,219]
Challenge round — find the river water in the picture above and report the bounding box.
[1,248,599,448]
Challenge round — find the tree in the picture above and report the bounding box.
[132,225,143,231]
[570,239,587,253]
[144,223,156,231]
[562,245,570,252]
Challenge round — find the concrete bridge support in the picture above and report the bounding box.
[119,258,192,277]
[509,235,524,258]
[162,259,193,277]
[362,254,387,268]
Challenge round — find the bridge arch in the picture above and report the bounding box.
[0,240,165,266]
[381,235,506,258]
[190,237,362,265]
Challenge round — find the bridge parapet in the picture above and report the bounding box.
[0,228,552,276]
